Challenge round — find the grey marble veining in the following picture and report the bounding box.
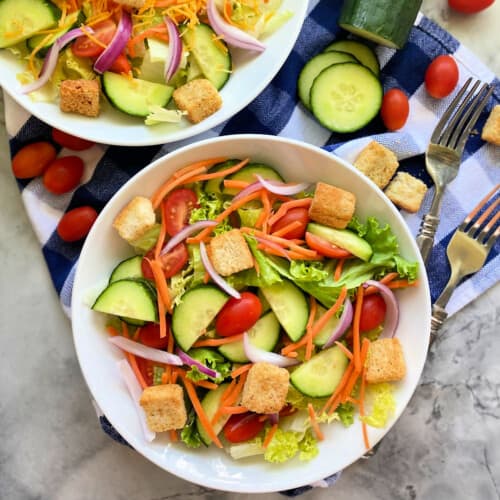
[1,1,500,499]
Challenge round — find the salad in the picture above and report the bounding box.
[0,0,291,124]
[91,156,419,464]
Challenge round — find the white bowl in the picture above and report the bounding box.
[72,135,431,493]
[0,1,307,146]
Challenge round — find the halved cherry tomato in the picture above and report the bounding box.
[72,20,116,58]
[425,55,459,99]
[136,357,157,386]
[359,294,387,332]
[141,243,189,280]
[448,0,494,13]
[12,141,57,179]
[270,207,309,239]
[223,412,266,443]
[164,189,198,236]
[43,156,85,194]
[51,128,94,151]
[109,53,132,74]
[380,88,410,131]
[305,232,352,259]
[57,206,98,242]
[215,292,262,337]
[138,322,170,349]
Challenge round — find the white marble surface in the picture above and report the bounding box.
[1,1,499,499]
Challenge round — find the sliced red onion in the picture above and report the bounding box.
[109,336,183,366]
[117,359,155,442]
[21,27,92,94]
[255,175,311,196]
[232,181,262,203]
[363,280,399,338]
[163,16,182,82]
[322,299,353,349]
[199,241,241,299]
[268,412,280,425]
[243,333,299,367]
[207,0,266,52]
[94,12,132,74]
[161,220,217,256]
[254,236,291,261]
[176,348,220,379]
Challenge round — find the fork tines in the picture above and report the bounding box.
[459,183,500,250]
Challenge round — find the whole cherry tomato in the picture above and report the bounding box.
[43,156,85,194]
[11,142,56,179]
[51,128,94,151]
[425,55,459,99]
[223,412,266,443]
[380,89,410,131]
[57,206,98,242]
[448,0,494,13]
[215,292,262,337]
[270,207,309,239]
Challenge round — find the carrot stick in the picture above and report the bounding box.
[231,363,252,378]
[148,258,172,318]
[352,285,364,372]
[322,362,354,415]
[335,341,353,360]
[106,325,120,336]
[220,406,250,415]
[186,158,249,182]
[121,321,129,338]
[194,380,219,390]
[267,198,312,227]
[192,333,244,347]
[364,273,399,295]
[154,200,168,260]
[223,179,250,190]
[169,429,178,442]
[308,403,324,441]
[305,296,317,361]
[127,352,148,389]
[257,242,291,260]
[263,423,278,448]
[387,279,419,289]
[271,220,302,238]
[359,366,370,450]
[334,258,345,281]
[223,371,247,407]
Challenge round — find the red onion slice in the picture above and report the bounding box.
[232,181,262,203]
[363,280,399,338]
[207,0,266,52]
[243,333,299,367]
[163,16,182,82]
[117,359,155,442]
[21,27,92,94]
[176,348,220,379]
[94,12,132,74]
[109,336,183,366]
[268,412,280,425]
[322,299,353,349]
[199,241,241,299]
[160,220,217,256]
[255,175,311,196]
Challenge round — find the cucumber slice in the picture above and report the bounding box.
[0,0,58,48]
[204,159,241,194]
[261,279,309,342]
[290,346,349,398]
[298,50,358,109]
[109,255,143,284]
[171,285,229,351]
[312,305,342,347]
[324,40,380,76]
[92,279,158,322]
[182,23,232,90]
[102,72,174,117]
[223,163,284,196]
[218,311,281,362]
[196,383,230,445]
[310,62,382,133]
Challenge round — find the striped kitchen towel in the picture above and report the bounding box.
[4,0,499,495]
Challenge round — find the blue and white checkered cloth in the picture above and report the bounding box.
[5,0,499,495]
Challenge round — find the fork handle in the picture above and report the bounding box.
[416,213,440,263]
[430,304,448,345]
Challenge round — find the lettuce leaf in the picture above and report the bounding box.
[189,191,232,235]
[185,348,232,384]
[180,411,204,448]
[130,224,161,253]
[264,428,300,463]
[289,260,328,282]
[336,402,355,427]
[228,437,264,460]
[359,383,396,428]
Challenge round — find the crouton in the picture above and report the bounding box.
[308,182,356,229]
[172,79,222,124]
[59,79,100,117]
[208,229,254,276]
[384,172,428,213]
[481,105,500,146]
[113,196,156,243]
[354,141,399,189]
[241,362,290,414]
[113,0,145,8]
[365,338,406,384]
[139,384,187,432]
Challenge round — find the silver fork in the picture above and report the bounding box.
[430,184,500,344]
[416,78,494,263]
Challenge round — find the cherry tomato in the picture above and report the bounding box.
[136,357,157,386]
[43,156,85,194]
[223,412,266,443]
[425,55,459,99]
[138,322,170,349]
[380,89,410,131]
[51,128,94,151]
[359,294,387,332]
[215,292,262,337]
[57,206,98,242]
[72,20,116,58]
[448,0,494,13]
[305,232,352,259]
[141,243,189,280]
[164,189,198,236]
[109,53,132,74]
[11,142,57,179]
[270,207,309,239]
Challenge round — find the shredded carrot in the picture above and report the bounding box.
[271,220,302,238]
[285,351,298,358]
[220,406,250,415]
[186,158,249,182]
[322,362,354,415]
[231,363,252,378]
[127,23,169,57]
[121,321,130,338]
[262,423,278,448]
[307,403,324,441]
[127,352,148,389]
[194,379,219,390]
[334,258,345,281]
[148,258,172,319]
[267,198,312,227]
[223,371,247,407]
[334,341,353,360]
[305,296,317,360]
[257,242,292,259]
[387,279,419,290]
[170,369,179,384]
[352,285,364,372]
[106,325,120,336]
[80,25,108,49]
[364,273,399,295]
[359,366,370,450]
[256,190,272,231]
[169,429,178,442]
[154,201,168,260]
[203,270,210,284]
[193,333,244,347]
[223,179,250,190]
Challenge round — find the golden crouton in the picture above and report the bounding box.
[384,172,428,213]
[365,338,406,384]
[481,105,500,146]
[139,384,187,432]
[354,141,399,189]
[59,79,100,117]
[208,229,254,276]
[113,0,145,8]
[308,182,356,229]
[172,78,222,124]
[241,362,290,414]
[113,196,156,243]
